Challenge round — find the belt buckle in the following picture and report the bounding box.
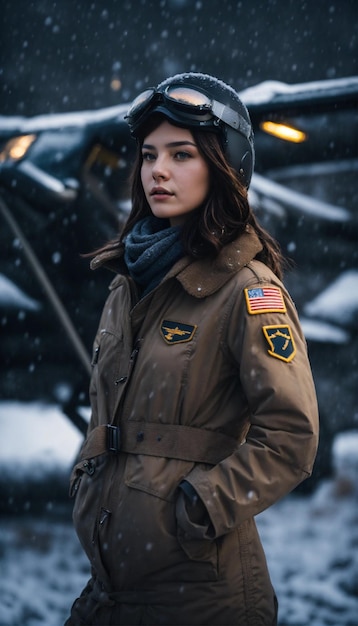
[107,425,120,453]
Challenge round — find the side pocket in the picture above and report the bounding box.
[124,454,194,503]
[177,527,219,581]
[176,494,218,581]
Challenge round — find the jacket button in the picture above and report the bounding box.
[83,460,95,476]
[136,431,144,442]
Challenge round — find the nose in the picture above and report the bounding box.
[152,154,169,180]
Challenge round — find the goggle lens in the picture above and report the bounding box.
[126,85,211,124]
[127,88,155,119]
[165,86,211,110]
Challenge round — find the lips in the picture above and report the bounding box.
[150,187,173,196]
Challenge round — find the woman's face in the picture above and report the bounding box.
[140,120,210,226]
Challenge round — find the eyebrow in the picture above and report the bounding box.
[142,140,197,149]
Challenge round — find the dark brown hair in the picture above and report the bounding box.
[93,115,286,279]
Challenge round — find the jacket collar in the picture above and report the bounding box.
[90,225,262,299]
[171,225,263,298]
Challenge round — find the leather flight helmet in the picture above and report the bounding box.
[126,72,255,188]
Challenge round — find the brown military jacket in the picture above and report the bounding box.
[68,225,319,626]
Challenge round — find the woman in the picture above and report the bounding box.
[66,72,319,625]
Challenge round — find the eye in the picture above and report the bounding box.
[174,150,192,160]
[142,151,156,161]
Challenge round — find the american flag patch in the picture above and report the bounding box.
[244,286,286,315]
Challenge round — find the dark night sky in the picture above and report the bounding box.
[1,0,357,116]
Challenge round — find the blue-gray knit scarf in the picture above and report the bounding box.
[124,216,184,295]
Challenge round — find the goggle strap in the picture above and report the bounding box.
[211,100,251,138]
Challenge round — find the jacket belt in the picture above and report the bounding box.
[79,422,238,465]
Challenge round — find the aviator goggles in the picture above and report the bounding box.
[125,85,252,140]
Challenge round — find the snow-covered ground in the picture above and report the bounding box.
[0,401,357,626]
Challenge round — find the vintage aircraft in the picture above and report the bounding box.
[1,76,357,485]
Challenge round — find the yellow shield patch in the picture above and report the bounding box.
[262,324,296,362]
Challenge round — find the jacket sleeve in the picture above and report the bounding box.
[182,266,319,539]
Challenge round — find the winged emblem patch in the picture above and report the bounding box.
[160,320,197,344]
